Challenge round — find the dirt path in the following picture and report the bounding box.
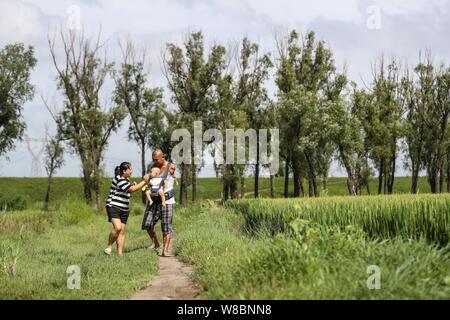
[130,236,201,300]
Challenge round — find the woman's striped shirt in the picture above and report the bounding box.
[106,175,132,211]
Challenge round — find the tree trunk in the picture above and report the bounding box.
[270,174,274,198]
[284,157,290,198]
[254,162,260,198]
[428,167,438,194]
[292,158,301,197]
[411,160,419,194]
[383,159,388,195]
[44,173,53,211]
[180,163,188,206]
[378,158,384,195]
[439,164,444,193]
[388,154,396,194]
[214,161,220,178]
[300,178,304,196]
[254,134,260,198]
[223,177,229,202]
[447,150,450,193]
[308,178,313,197]
[191,164,197,202]
[81,164,92,204]
[313,177,318,197]
[240,175,245,198]
[346,168,357,196]
[94,158,102,211]
[230,166,238,199]
[191,143,197,202]
[304,151,317,197]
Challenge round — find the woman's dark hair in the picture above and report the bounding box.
[115,162,132,176]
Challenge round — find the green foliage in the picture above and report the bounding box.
[49,30,127,205]
[0,194,29,211]
[56,198,96,226]
[275,30,347,197]
[0,43,37,158]
[227,194,450,245]
[114,47,172,177]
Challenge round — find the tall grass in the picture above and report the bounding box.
[226,194,450,245]
[174,202,450,299]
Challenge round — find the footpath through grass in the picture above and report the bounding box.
[173,201,450,299]
[0,200,158,299]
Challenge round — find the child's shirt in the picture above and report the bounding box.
[149,177,164,192]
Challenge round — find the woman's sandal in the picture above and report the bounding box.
[148,243,160,250]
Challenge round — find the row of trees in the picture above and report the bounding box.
[1,29,449,208]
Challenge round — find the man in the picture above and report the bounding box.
[141,149,175,257]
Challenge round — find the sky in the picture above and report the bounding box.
[0,0,449,177]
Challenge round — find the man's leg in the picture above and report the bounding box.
[162,204,174,256]
[147,228,159,248]
[163,233,171,256]
[107,218,122,250]
[146,204,161,250]
[117,223,126,256]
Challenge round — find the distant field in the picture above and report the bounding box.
[0,176,433,210]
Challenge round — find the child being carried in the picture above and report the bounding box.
[144,167,166,207]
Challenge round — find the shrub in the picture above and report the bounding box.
[0,194,29,211]
[56,198,95,226]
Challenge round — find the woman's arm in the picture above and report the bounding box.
[128,175,150,193]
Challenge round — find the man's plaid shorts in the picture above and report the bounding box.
[142,203,174,235]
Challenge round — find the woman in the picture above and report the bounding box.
[104,162,149,256]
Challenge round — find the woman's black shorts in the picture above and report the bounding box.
[106,206,129,224]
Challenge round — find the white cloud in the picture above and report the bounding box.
[0,0,449,177]
[0,0,45,43]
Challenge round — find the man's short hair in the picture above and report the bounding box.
[152,149,165,158]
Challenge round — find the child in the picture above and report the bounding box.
[168,163,177,186]
[144,167,166,207]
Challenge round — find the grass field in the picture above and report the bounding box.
[0,176,448,299]
[0,199,158,299]
[174,201,450,299]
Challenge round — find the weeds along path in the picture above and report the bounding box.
[130,233,201,300]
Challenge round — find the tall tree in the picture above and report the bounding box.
[332,83,373,195]
[44,133,64,211]
[114,41,167,203]
[403,55,450,193]
[163,31,226,206]
[368,57,404,195]
[0,43,36,158]
[48,29,126,207]
[276,30,344,197]
[233,38,272,198]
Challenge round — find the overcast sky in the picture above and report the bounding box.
[0,0,449,177]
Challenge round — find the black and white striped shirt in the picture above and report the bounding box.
[106,175,132,211]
